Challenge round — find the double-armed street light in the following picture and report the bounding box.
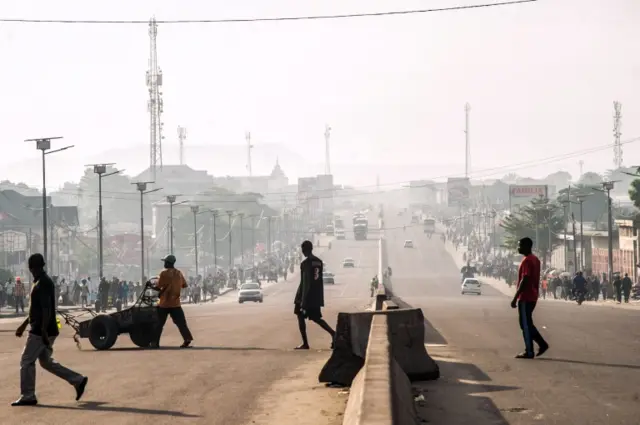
[25,137,74,264]
[133,182,162,284]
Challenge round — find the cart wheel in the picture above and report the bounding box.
[129,323,156,348]
[89,315,118,350]
[94,300,101,313]
[115,299,122,312]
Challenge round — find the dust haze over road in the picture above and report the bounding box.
[384,208,640,424]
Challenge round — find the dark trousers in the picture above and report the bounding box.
[615,287,622,303]
[518,301,547,356]
[15,296,25,313]
[155,307,193,346]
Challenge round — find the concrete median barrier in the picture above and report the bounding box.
[319,308,439,386]
[342,314,420,425]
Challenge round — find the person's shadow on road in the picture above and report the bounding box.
[536,357,640,370]
[35,401,200,417]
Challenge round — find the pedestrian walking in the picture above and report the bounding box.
[510,237,549,359]
[152,254,194,348]
[12,253,88,406]
[294,240,336,350]
[14,277,25,314]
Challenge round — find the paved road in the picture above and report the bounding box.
[0,228,378,424]
[386,210,640,425]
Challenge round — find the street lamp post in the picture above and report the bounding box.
[166,195,180,254]
[25,137,73,264]
[133,182,161,284]
[226,210,234,271]
[576,195,587,270]
[267,217,272,257]
[191,205,200,277]
[88,163,121,279]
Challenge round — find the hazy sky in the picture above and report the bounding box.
[1,0,639,190]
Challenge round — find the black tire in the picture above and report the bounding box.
[129,323,156,348]
[115,299,122,312]
[259,298,263,303]
[89,315,119,350]
[94,300,101,313]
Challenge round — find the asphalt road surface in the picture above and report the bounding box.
[0,228,377,425]
[387,210,640,424]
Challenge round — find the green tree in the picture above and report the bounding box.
[500,197,564,268]
[629,179,640,210]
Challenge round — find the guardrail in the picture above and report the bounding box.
[320,232,439,425]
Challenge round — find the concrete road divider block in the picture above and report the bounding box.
[386,308,440,382]
[319,312,366,386]
[342,314,420,425]
[382,300,398,310]
[319,308,439,386]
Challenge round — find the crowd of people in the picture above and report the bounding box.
[446,222,640,305]
[0,245,302,315]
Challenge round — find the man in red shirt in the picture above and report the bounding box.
[511,237,549,359]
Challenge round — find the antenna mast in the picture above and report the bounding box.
[147,17,164,181]
[613,101,623,168]
[246,132,253,176]
[177,126,187,165]
[325,124,331,175]
[464,103,471,178]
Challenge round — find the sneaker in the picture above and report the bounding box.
[537,344,549,357]
[515,352,534,359]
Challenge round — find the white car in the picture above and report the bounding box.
[403,240,414,248]
[238,282,264,303]
[342,258,355,268]
[336,230,346,240]
[461,278,482,295]
[323,271,335,284]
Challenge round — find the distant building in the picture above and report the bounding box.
[134,164,214,195]
[213,159,290,208]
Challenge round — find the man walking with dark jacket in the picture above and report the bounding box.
[12,253,88,406]
[294,240,335,350]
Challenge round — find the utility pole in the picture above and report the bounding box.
[25,137,73,265]
[561,199,569,272]
[571,212,578,272]
[239,213,245,267]
[191,205,199,277]
[246,132,253,176]
[464,103,471,178]
[133,181,161,284]
[613,101,623,168]
[324,124,332,175]
[87,163,121,280]
[226,210,234,271]
[578,160,584,177]
[211,210,219,272]
[147,16,164,181]
[603,181,615,283]
[576,194,589,270]
[178,126,187,165]
[251,215,256,267]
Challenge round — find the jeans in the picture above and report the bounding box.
[517,301,548,356]
[20,334,84,400]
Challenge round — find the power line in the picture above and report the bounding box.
[0,1,538,25]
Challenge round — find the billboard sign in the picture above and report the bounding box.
[509,185,548,212]
[447,178,470,207]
